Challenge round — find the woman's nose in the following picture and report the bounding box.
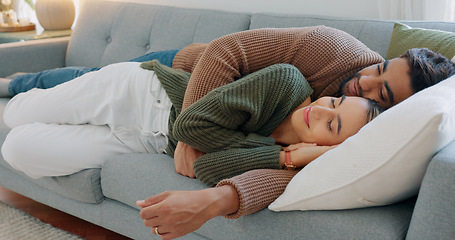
[312,106,334,120]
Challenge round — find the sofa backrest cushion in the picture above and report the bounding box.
[250,13,455,58]
[250,13,396,58]
[66,1,251,68]
[67,1,455,68]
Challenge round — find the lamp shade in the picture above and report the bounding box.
[35,0,75,30]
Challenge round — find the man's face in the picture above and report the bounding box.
[339,57,413,109]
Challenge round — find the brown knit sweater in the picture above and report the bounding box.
[171,26,385,218]
[173,26,384,110]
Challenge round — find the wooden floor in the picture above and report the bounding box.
[0,186,132,240]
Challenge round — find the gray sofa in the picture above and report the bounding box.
[0,1,454,239]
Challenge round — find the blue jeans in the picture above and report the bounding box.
[9,49,181,96]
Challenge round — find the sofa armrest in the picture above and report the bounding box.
[406,140,455,240]
[0,37,70,77]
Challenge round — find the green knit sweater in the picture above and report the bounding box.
[140,60,313,186]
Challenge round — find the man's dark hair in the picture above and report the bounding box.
[402,48,455,93]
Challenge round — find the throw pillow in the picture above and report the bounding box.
[269,75,455,211]
[386,22,455,60]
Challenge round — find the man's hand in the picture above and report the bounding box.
[173,141,204,178]
[136,186,238,240]
[137,190,215,240]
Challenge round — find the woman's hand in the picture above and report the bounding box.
[173,141,204,178]
[285,142,317,151]
[137,186,239,240]
[284,143,337,168]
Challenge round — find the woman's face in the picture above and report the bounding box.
[291,96,369,146]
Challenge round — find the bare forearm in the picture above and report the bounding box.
[208,185,240,216]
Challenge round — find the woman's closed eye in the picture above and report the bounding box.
[331,98,336,108]
[327,119,333,132]
[332,96,345,135]
[327,98,337,133]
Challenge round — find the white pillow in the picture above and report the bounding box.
[269,75,455,211]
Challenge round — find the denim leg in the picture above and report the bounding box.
[9,66,98,96]
[129,49,181,67]
[8,49,181,96]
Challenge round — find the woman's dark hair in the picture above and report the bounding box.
[366,99,384,123]
[402,48,455,93]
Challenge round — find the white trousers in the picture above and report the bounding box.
[2,62,172,178]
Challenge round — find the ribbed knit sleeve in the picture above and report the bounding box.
[174,63,312,153]
[179,26,384,110]
[194,146,282,187]
[172,43,208,72]
[172,64,312,186]
[216,169,297,219]
[142,61,311,186]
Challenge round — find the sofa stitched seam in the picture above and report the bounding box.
[192,14,202,44]
[96,2,121,67]
[146,6,161,51]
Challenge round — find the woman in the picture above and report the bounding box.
[2,60,381,185]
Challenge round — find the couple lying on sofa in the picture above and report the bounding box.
[2,26,455,239]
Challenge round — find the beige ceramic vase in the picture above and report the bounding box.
[35,0,75,30]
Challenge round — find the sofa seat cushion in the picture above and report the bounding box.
[203,197,415,240]
[100,153,206,209]
[0,158,104,203]
[0,143,419,240]
[100,153,417,240]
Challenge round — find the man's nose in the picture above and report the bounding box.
[359,75,381,92]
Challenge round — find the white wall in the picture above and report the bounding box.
[101,0,382,19]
